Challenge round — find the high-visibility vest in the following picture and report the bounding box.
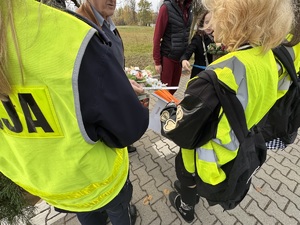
[0,0,128,212]
[182,46,290,185]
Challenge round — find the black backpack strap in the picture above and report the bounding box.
[203,70,249,143]
[272,45,297,84]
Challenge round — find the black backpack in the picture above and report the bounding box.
[197,70,267,210]
[260,45,300,144]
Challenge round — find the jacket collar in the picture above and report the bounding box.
[76,2,100,27]
[90,5,116,32]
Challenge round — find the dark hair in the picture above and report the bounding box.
[196,10,210,36]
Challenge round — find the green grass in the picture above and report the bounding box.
[118,26,155,70]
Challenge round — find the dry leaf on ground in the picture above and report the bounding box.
[143,195,153,205]
[255,186,263,193]
[163,189,170,196]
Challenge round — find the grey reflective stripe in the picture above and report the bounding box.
[196,147,217,162]
[73,28,97,144]
[206,57,247,154]
[278,74,291,91]
[285,46,295,61]
[207,56,248,110]
[196,130,239,163]
[212,130,240,151]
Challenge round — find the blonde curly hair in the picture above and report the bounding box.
[202,0,294,53]
[0,0,60,101]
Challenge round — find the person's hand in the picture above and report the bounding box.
[155,65,162,74]
[129,79,144,95]
[181,60,191,72]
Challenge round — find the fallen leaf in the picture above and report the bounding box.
[255,187,263,193]
[143,195,153,205]
[163,189,170,196]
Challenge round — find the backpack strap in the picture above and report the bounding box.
[201,36,209,66]
[203,70,249,143]
[272,45,298,84]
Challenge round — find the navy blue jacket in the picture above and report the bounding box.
[76,19,149,148]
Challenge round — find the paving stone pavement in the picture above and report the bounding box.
[28,74,300,225]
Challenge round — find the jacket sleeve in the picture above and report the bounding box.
[78,34,149,148]
[161,74,221,149]
[180,34,200,62]
[153,4,168,65]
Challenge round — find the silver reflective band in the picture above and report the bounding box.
[196,147,217,162]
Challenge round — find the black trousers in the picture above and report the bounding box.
[76,179,133,225]
[55,179,133,225]
[175,150,197,207]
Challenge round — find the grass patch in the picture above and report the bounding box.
[118,26,155,70]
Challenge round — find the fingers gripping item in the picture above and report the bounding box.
[160,103,184,132]
[160,102,177,122]
[160,102,176,129]
[160,110,170,122]
[163,106,183,131]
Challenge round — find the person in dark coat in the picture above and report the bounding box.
[153,0,193,94]
[180,10,214,79]
[76,0,141,155]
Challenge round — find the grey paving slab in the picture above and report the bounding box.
[27,74,300,225]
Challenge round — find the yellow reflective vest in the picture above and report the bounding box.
[182,46,291,185]
[0,0,128,212]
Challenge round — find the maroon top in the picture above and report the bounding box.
[153,0,192,65]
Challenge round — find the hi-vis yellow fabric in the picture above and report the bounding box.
[182,47,282,185]
[0,86,63,138]
[291,39,300,75]
[0,0,128,212]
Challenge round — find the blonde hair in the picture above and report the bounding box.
[202,0,294,53]
[0,0,58,101]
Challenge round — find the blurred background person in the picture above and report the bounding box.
[153,0,193,94]
[180,10,214,79]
